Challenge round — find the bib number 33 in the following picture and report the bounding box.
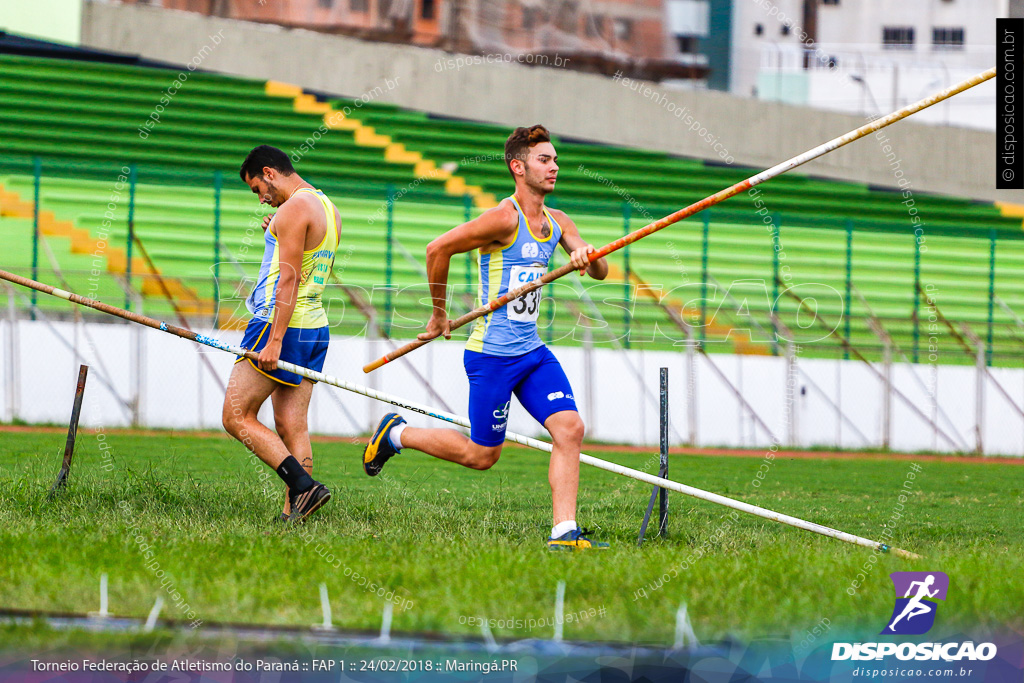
[508,266,545,323]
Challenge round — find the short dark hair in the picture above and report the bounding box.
[239,145,295,182]
[504,125,551,179]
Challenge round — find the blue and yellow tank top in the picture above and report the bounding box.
[466,195,562,356]
[246,187,339,329]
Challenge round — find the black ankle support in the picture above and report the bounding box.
[276,455,314,493]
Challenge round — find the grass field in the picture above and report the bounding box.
[0,428,1022,648]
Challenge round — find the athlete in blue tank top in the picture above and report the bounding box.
[362,125,612,550]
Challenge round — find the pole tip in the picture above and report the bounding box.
[362,357,385,373]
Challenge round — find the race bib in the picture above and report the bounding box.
[508,265,545,323]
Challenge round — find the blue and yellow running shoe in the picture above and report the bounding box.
[547,527,610,551]
[363,412,406,476]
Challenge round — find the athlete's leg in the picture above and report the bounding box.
[514,347,583,528]
[272,378,315,514]
[543,410,584,526]
[377,349,514,471]
[400,427,503,470]
[222,360,290,468]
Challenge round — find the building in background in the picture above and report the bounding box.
[118,0,707,80]
[666,0,1013,130]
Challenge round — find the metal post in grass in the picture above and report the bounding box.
[638,367,670,544]
[31,157,41,320]
[700,212,709,343]
[623,201,631,348]
[659,367,669,536]
[213,170,222,329]
[987,230,996,367]
[844,220,853,361]
[913,230,921,363]
[125,165,137,311]
[48,364,88,499]
[384,183,395,337]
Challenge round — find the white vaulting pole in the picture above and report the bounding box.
[0,269,921,560]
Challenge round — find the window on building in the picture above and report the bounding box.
[420,0,435,20]
[882,26,915,49]
[522,8,537,29]
[676,34,700,54]
[350,0,368,11]
[613,17,633,41]
[933,27,965,49]
[754,23,764,36]
[781,23,791,36]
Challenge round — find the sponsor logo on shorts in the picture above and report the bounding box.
[492,400,510,430]
[547,391,564,401]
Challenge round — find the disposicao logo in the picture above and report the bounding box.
[882,571,948,635]
[831,572,998,662]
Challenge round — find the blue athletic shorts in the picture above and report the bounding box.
[464,345,578,447]
[235,318,329,386]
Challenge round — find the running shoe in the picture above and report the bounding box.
[286,481,331,523]
[363,412,406,476]
[547,527,610,551]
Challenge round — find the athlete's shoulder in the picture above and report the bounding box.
[283,187,322,212]
[478,197,521,234]
[492,197,521,222]
[546,207,575,231]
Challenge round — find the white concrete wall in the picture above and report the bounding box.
[77,1,1022,203]
[4,319,1022,456]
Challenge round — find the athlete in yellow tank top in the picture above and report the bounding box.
[222,145,342,524]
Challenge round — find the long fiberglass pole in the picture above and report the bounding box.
[363,67,996,373]
[0,269,920,559]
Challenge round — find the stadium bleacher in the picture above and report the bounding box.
[2,52,1023,364]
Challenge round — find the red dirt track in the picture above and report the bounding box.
[2,425,1020,465]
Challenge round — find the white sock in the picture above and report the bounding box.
[388,423,407,451]
[551,520,577,539]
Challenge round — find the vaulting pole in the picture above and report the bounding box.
[363,67,996,373]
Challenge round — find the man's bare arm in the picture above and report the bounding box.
[419,201,518,340]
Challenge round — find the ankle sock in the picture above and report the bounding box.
[388,423,407,451]
[551,520,578,539]
[276,455,314,494]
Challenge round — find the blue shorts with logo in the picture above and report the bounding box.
[235,318,329,386]
[464,345,577,447]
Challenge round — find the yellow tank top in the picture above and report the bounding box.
[245,187,339,329]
